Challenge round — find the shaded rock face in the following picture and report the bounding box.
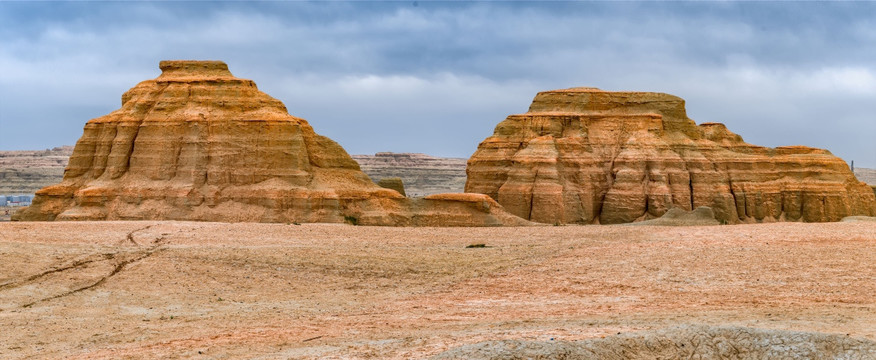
[17,61,527,226]
[377,177,406,197]
[432,325,876,359]
[466,87,876,224]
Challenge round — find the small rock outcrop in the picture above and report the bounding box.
[466,87,876,224]
[16,61,527,226]
[377,177,406,197]
[627,206,720,226]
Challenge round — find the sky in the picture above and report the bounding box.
[1,1,874,167]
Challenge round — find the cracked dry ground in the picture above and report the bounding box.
[1,221,875,359]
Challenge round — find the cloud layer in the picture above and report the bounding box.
[1,2,874,166]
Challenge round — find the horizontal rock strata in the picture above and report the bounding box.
[466,87,876,224]
[855,167,876,186]
[352,152,467,196]
[16,61,527,226]
[0,146,72,194]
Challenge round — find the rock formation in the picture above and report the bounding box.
[16,60,527,226]
[376,177,406,196]
[627,206,720,226]
[466,87,876,224]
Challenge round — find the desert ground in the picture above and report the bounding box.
[1,221,875,359]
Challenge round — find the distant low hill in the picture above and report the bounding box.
[0,146,73,194]
[2,146,872,196]
[0,147,467,196]
[855,167,876,186]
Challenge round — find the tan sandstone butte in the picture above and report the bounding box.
[15,60,528,226]
[465,87,876,224]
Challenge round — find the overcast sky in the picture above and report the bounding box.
[1,1,874,167]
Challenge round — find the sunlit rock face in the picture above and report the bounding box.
[465,87,876,224]
[18,61,529,227]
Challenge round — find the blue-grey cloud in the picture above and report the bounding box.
[0,1,874,167]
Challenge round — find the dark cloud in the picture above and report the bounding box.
[1,2,874,166]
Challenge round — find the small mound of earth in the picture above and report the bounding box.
[842,216,876,223]
[431,325,876,359]
[627,206,720,226]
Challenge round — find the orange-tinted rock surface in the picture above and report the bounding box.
[17,61,527,226]
[466,87,876,224]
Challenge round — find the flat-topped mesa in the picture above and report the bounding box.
[466,87,876,224]
[157,60,234,79]
[16,60,529,226]
[528,87,686,115]
[527,87,700,138]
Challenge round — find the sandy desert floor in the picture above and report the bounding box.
[1,221,875,359]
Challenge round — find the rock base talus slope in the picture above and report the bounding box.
[466,87,875,224]
[16,61,527,226]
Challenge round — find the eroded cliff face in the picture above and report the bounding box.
[17,61,527,226]
[466,87,876,224]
